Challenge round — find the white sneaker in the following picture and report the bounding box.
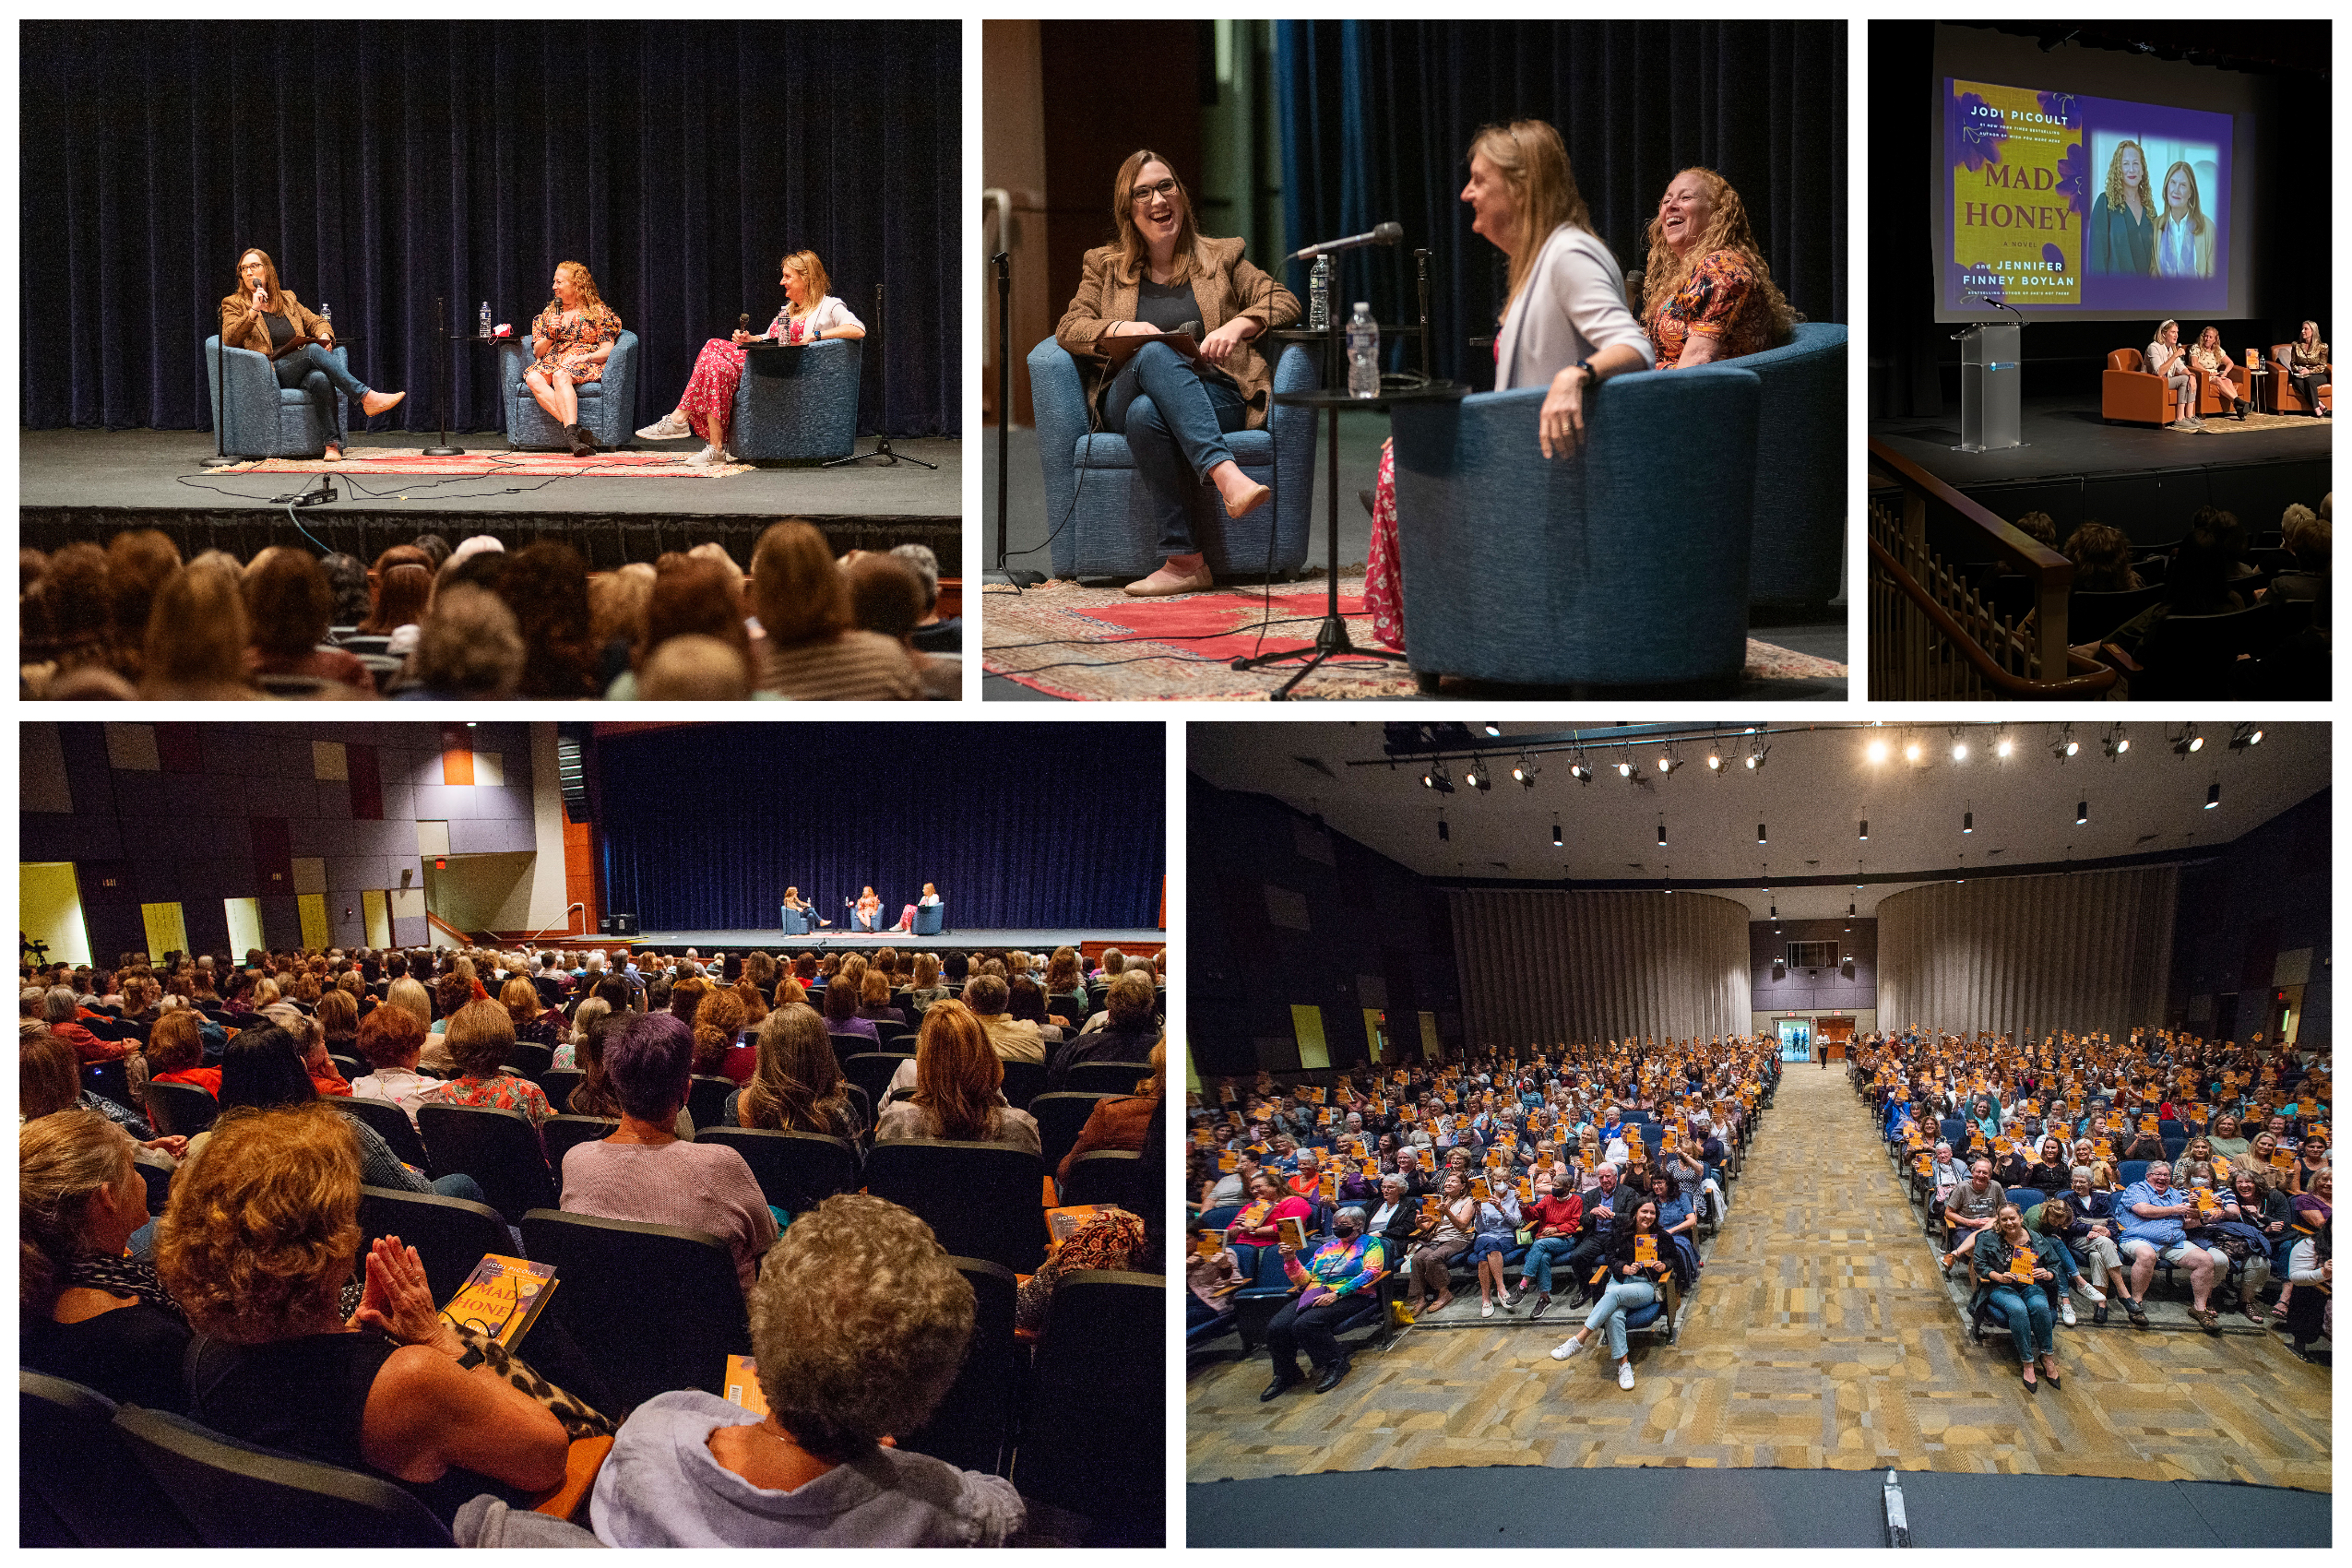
[685,443,724,468]
[636,411,692,441]
[1550,1336,1584,1362]
[2078,1284,2107,1305]
[720,447,739,464]
[1481,1301,1495,1318]
[1617,1360,1636,1390]
[2060,1298,2077,1326]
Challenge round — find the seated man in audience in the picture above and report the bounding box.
[1257,1206,1386,1400]
[1511,1169,1585,1318]
[1940,1159,2004,1274]
[589,1194,1026,1546]
[958,974,1044,1065]
[2115,1159,2229,1333]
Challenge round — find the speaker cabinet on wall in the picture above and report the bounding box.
[1843,957,1857,979]
[1772,958,1787,980]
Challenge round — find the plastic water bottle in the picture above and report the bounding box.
[1346,303,1379,398]
[319,302,331,327]
[479,302,491,339]
[1309,256,1330,332]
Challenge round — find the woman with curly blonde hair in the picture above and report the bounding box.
[692,985,747,1077]
[525,260,624,457]
[158,1102,584,1519]
[1638,167,1795,369]
[2090,139,2156,276]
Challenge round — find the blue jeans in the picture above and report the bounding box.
[1522,1236,1577,1294]
[1985,1284,2055,1360]
[431,1172,489,1206]
[1103,340,1248,555]
[273,342,370,445]
[1584,1277,1657,1360]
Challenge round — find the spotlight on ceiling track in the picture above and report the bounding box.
[1905,739,1922,763]
[1552,821,1563,848]
[1995,731,2014,758]
[1512,754,1538,788]
[2052,725,2079,762]
[2076,800,2089,826]
[1757,823,1767,844]
[1570,760,1592,784]
[2172,728,2204,756]
[1463,764,1481,790]
[1422,761,1453,793]
[2228,724,2263,751]
[1746,742,1769,772]
[2103,724,2130,758]
[1482,722,1502,738]
[1963,809,1973,834]
[1657,754,1674,776]
[1617,761,1634,779]
[1859,819,1869,841]
[2205,782,2221,810]
[1951,729,1969,761]
[1867,738,1889,763]
[1657,821,1669,848]
[1706,748,1722,771]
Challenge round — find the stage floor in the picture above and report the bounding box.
[624,927,1162,955]
[1871,396,2332,487]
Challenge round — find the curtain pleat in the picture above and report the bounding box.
[1876,868,2178,1040]
[1274,20,1846,386]
[594,725,1162,933]
[1448,890,1748,1049]
[24,21,958,435]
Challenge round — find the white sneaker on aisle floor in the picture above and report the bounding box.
[636,411,692,441]
[2078,1284,2107,1305]
[1481,1301,1494,1318]
[1617,1360,1636,1390]
[685,443,725,467]
[2060,1298,2077,1326]
[1550,1336,1583,1362]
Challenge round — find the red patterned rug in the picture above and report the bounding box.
[981,576,1847,701]
[213,447,749,478]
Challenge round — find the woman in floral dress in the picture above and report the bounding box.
[637,249,866,467]
[525,260,624,457]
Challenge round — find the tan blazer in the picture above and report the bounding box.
[1055,234,1300,429]
[218,289,334,359]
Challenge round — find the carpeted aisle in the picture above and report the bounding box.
[1186,1065,2331,1491]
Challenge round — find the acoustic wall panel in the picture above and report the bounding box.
[1875,867,2177,1040]
[1448,889,1751,1049]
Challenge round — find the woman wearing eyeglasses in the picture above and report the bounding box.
[1054,150,1300,598]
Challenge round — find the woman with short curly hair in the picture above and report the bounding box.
[588,1192,1022,1546]
[415,1000,553,1130]
[159,1103,578,1520]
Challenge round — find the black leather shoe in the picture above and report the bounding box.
[1261,1369,1301,1402]
[1313,1358,1351,1394]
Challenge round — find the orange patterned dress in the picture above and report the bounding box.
[530,301,624,383]
[1645,250,1778,368]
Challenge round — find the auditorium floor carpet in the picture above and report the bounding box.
[1185,1066,2332,1496]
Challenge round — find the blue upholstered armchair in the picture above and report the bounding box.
[731,338,861,463]
[1387,362,1763,690]
[912,902,944,936]
[1027,338,1317,581]
[1735,322,1847,612]
[497,331,640,450]
[779,906,813,935]
[205,336,346,458]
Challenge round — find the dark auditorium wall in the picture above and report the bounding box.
[594,725,1164,934]
[1750,917,1878,1029]
[1277,20,1847,388]
[21,20,959,436]
[2170,787,2331,1046]
[1189,777,1464,1078]
[20,720,540,960]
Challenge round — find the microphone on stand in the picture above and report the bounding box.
[1289,221,1403,261]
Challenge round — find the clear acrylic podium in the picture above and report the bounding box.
[1955,321,2021,451]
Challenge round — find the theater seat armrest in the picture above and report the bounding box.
[527,1434,615,1523]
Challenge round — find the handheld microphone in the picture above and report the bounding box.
[1289,221,1403,262]
[740,313,751,334]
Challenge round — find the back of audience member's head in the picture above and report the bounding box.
[218,1025,316,1111]
[145,1009,208,1075]
[139,561,254,698]
[2167,514,2241,614]
[741,1004,842,1131]
[2061,521,2138,593]
[496,540,598,698]
[911,999,1000,1139]
[747,1193,972,1463]
[24,542,111,663]
[845,552,926,645]
[2011,510,2057,548]
[692,987,745,1075]
[1005,976,1048,1026]
[363,564,433,635]
[105,530,182,670]
[588,562,656,655]
[155,1102,360,1345]
[2281,503,2331,576]
[241,547,339,660]
[961,973,1010,1017]
[500,977,542,1027]
[889,542,943,618]
[640,634,752,699]
[20,1033,82,1122]
[318,552,371,625]
[2191,505,2249,564]
[411,533,453,570]
[409,585,524,697]
[445,1000,516,1078]
[750,519,849,648]
[1106,968,1158,1029]
[357,1001,427,1072]
[21,1106,139,1314]
[636,554,754,675]
[385,975,433,1028]
[604,1011,694,1121]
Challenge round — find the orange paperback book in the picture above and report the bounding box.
[441,1253,558,1348]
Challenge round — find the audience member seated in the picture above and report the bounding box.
[588,1194,1023,1545]
[1224,1170,1312,1279]
[1547,1197,1686,1390]
[1058,1041,1164,1182]
[873,999,1040,1156]
[558,1012,778,1291]
[2063,520,2143,593]
[415,1001,554,1130]
[242,548,374,695]
[1016,1205,1148,1338]
[1971,1204,2067,1389]
[21,1031,176,1149]
[1401,1170,1478,1316]
[730,1002,862,1138]
[1047,969,1161,1087]
[961,973,1045,1065]
[1940,1158,2004,1273]
[348,1001,439,1125]
[1255,1206,1388,1401]
[2115,1159,2231,1332]
[20,1107,192,1411]
[143,1008,222,1097]
[844,551,959,700]
[749,520,921,700]
[1508,1170,1586,1318]
[158,1103,605,1523]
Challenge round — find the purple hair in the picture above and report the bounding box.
[604,1011,695,1121]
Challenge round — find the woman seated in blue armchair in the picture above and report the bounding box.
[1054,149,1300,599]
[220,248,406,461]
[638,249,866,468]
[1362,120,1655,650]
[525,261,624,457]
[1635,167,1795,372]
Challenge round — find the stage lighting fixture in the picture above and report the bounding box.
[1657,754,1674,775]
[1482,722,1503,737]
[1756,824,1767,845]
[1867,739,1889,763]
[1512,754,1538,787]
[2172,728,2204,755]
[2075,800,2088,826]
[1952,737,1968,761]
[1463,764,1481,790]
[1552,821,1563,848]
[1996,733,2014,758]
[2228,724,2263,750]
[2205,783,2221,809]
[1616,761,1633,778]
[1963,810,1973,834]
[1472,770,1491,793]
[2103,724,2130,758]
[1859,819,1868,841]
[1849,902,1856,917]
[1437,814,1449,842]
[1706,750,1722,770]
[1745,741,1769,771]
[1571,761,1592,784]
[1657,821,1669,847]
[1423,761,1454,793]
[1905,740,1922,763]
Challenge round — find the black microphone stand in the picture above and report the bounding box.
[201,324,236,466]
[423,294,464,457]
[988,250,1045,587]
[827,282,937,469]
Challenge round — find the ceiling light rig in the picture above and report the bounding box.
[1962,804,1973,835]
[2075,799,2089,826]
[1756,822,1768,844]
[1617,760,1638,781]
[2051,723,2079,763]
[1867,737,1890,764]
[2205,782,2221,810]
[1705,736,1724,772]
[2102,723,2130,759]
[2228,723,2263,750]
[1512,754,1539,788]
[1462,762,1484,790]
[1859,818,1869,841]
[1657,818,1669,848]
[1746,739,1769,771]
[1995,729,2014,759]
[1950,727,1969,762]
[1570,755,1593,784]
[1551,820,1563,848]
[1422,761,1454,793]
[1482,722,1503,738]
[2171,726,2204,756]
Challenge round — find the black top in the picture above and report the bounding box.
[1134,278,1203,336]
[1049,1023,1162,1088]
[264,312,295,352]
[21,1301,193,1413]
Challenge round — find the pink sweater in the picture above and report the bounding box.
[558,1139,779,1291]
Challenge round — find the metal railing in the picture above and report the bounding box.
[1867,439,2119,700]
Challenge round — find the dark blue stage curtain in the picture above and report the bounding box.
[21,21,958,437]
[1275,21,1846,387]
[594,724,1166,933]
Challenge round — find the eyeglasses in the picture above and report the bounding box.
[1130,178,1180,205]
